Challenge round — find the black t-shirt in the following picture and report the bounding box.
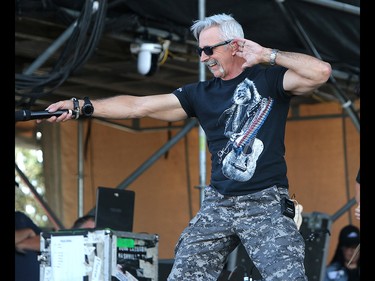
[174,65,290,195]
[347,267,360,281]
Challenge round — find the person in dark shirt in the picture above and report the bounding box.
[37,13,331,281]
[15,211,42,281]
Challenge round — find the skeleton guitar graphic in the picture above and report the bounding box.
[218,79,273,182]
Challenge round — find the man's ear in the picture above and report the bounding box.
[229,42,239,56]
[230,41,241,50]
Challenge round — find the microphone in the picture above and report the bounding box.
[15,109,76,121]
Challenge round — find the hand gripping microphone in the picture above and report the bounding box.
[15,109,77,122]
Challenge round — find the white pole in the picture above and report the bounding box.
[198,0,207,206]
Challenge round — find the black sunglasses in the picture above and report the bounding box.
[196,39,233,57]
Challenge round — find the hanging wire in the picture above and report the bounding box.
[15,0,108,108]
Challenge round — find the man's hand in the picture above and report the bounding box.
[354,204,360,220]
[36,99,76,123]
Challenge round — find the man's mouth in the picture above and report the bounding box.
[206,60,217,67]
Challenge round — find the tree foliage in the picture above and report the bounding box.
[15,147,53,229]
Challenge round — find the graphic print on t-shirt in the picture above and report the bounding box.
[218,78,273,181]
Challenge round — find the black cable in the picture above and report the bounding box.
[15,0,108,108]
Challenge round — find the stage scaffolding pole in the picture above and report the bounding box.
[197,0,207,206]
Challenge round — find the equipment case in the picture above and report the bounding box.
[39,229,159,281]
[300,212,332,281]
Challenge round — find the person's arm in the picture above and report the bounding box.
[38,93,187,123]
[355,181,360,205]
[233,38,332,96]
[354,177,360,220]
[15,228,36,244]
[271,50,331,96]
[15,228,41,252]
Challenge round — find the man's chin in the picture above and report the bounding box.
[208,66,225,78]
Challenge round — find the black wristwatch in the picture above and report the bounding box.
[82,96,94,117]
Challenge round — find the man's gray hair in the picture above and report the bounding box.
[190,13,244,42]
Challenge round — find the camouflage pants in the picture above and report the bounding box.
[167,185,307,281]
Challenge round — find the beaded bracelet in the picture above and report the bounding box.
[71,97,80,119]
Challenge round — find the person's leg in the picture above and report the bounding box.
[236,186,307,281]
[167,186,239,281]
